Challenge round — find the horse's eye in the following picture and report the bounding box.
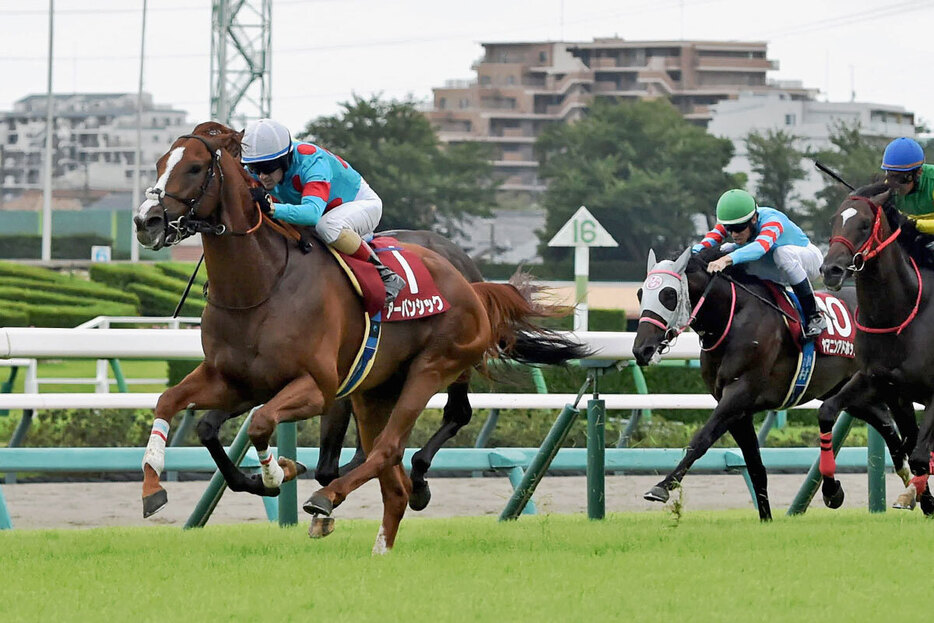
[659,287,678,311]
[188,165,202,175]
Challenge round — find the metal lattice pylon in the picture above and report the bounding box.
[210,0,271,128]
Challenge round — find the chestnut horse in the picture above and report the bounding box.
[133,125,590,551]
[820,183,934,514]
[632,247,911,519]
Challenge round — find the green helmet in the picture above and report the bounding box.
[716,189,757,224]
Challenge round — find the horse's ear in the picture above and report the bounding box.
[636,287,643,303]
[646,249,657,275]
[221,129,244,160]
[672,247,692,273]
[871,188,891,206]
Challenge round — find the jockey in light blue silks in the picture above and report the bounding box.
[241,118,405,304]
[693,189,827,338]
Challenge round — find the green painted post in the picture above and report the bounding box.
[628,362,652,422]
[587,397,606,519]
[277,422,298,527]
[530,367,548,393]
[776,410,787,428]
[5,410,34,484]
[757,411,776,447]
[867,425,886,513]
[504,466,536,515]
[185,413,256,529]
[0,366,19,416]
[787,411,854,516]
[108,359,128,393]
[499,403,580,521]
[474,409,500,448]
[0,483,12,530]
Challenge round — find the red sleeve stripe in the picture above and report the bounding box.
[757,239,771,251]
[762,220,783,234]
[302,181,331,200]
[761,228,780,242]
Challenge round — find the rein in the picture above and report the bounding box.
[829,196,902,271]
[853,256,923,335]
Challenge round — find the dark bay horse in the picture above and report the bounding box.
[133,125,590,551]
[632,247,909,520]
[820,183,934,514]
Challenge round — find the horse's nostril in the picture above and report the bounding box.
[144,215,163,229]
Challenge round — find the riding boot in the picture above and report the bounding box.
[791,278,827,339]
[367,248,406,305]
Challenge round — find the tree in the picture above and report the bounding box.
[298,95,498,234]
[805,120,889,240]
[536,98,742,262]
[744,128,807,215]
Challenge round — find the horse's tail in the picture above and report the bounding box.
[471,272,594,366]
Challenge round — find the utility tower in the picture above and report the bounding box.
[210,0,271,128]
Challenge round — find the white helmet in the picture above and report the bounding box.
[242,118,293,164]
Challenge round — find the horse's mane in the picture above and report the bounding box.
[685,245,764,288]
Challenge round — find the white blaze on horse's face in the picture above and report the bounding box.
[840,207,857,226]
[137,146,186,219]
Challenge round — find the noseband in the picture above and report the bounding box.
[829,196,901,271]
[146,134,231,246]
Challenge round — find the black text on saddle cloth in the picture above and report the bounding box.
[814,294,854,358]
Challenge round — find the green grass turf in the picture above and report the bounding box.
[0,509,927,622]
[5,359,170,394]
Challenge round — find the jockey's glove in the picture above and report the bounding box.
[250,187,274,214]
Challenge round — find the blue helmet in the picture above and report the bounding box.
[881,137,925,172]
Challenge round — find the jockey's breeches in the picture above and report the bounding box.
[315,178,382,244]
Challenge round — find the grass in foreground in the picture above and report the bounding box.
[0,509,927,622]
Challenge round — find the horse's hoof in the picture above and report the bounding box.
[308,517,336,539]
[822,480,845,509]
[142,488,168,518]
[644,485,669,503]
[408,481,431,511]
[302,491,334,517]
[279,458,307,483]
[893,484,917,510]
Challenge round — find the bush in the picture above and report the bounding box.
[128,283,206,317]
[156,262,207,286]
[90,263,192,294]
[0,286,105,308]
[0,276,138,306]
[0,304,29,327]
[0,261,65,282]
[0,234,115,260]
[167,359,201,386]
[25,301,139,327]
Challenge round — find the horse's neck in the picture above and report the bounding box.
[856,243,921,326]
[201,173,290,308]
[688,273,734,337]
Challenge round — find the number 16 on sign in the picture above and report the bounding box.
[547,206,618,331]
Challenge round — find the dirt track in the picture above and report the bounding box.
[1,472,914,530]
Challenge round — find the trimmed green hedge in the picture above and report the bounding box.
[89,263,193,293]
[25,301,139,327]
[0,261,65,282]
[0,286,105,308]
[156,262,207,286]
[128,283,206,317]
[0,234,114,260]
[0,276,138,306]
[0,304,30,326]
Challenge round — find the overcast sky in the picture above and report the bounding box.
[2,0,933,134]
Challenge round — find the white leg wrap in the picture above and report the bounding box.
[372,525,389,556]
[259,451,285,488]
[142,418,170,476]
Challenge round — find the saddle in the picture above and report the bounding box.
[762,282,855,358]
[330,235,449,321]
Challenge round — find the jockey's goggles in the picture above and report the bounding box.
[246,159,282,176]
[724,220,753,233]
[886,170,917,185]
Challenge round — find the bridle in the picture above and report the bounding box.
[829,195,922,335]
[828,196,901,272]
[145,134,261,246]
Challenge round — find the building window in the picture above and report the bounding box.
[480,75,491,86]
[785,114,796,126]
[506,75,515,85]
[539,51,547,63]
[439,97,446,110]
[459,98,470,109]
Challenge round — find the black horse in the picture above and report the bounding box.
[632,247,910,519]
[820,183,934,514]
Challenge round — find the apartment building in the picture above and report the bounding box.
[426,39,815,196]
[0,93,188,198]
[708,90,915,200]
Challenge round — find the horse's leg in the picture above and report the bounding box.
[816,372,879,509]
[196,408,262,492]
[142,363,244,518]
[409,374,472,511]
[727,414,771,521]
[848,401,910,485]
[233,374,327,496]
[897,400,934,513]
[885,394,919,485]
[644,382,752,503]
[305,360,455,518]
[316,399,354,487]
